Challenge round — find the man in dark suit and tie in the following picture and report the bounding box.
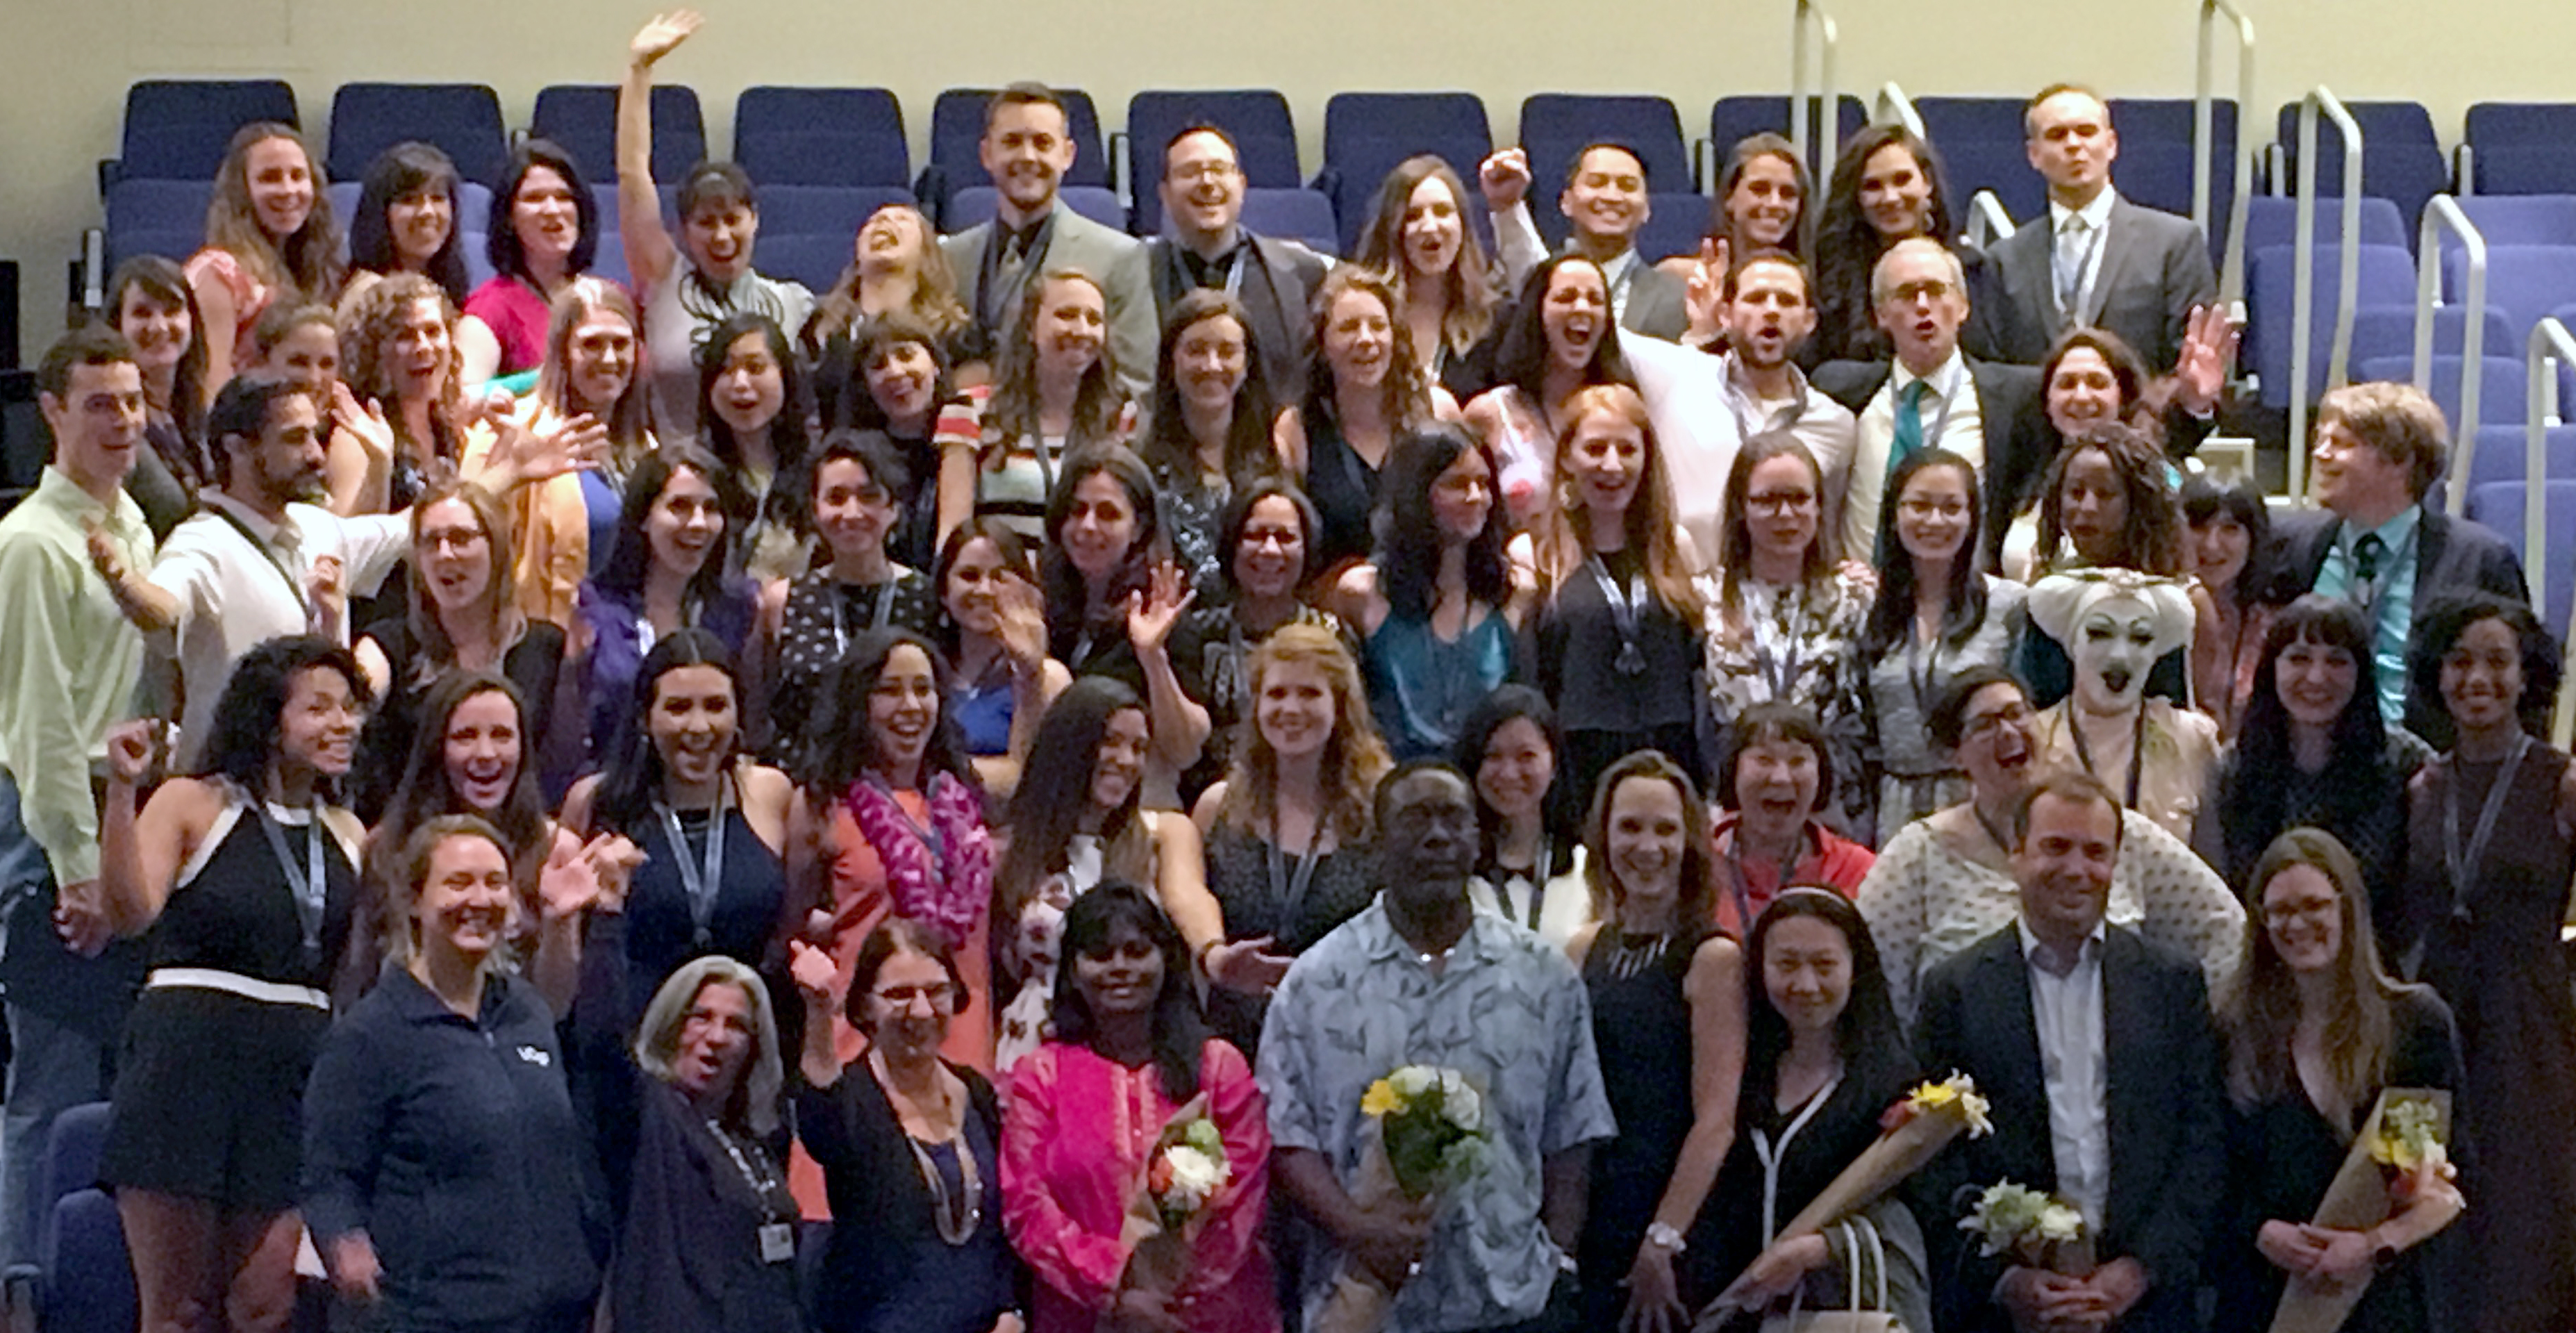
[1479,142,1691,340]
[2265,381,2529,739]
[1970,85,2220,375]
[942,83,1156,399]
[1811,238,2056,566]
[1914,770,2225,1333]
[1144,126,1330,404]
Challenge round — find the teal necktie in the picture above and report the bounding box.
[1877,381,1933,563]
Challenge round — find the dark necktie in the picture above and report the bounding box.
[2353,531,2386,586]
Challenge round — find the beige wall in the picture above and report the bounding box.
[8,0,2574,359]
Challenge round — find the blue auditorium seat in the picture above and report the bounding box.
[753,185,915,239]
[923,88,1108,226]
[328,83,510,188]
[2246,242,2416,406]
[2466,104,2576,194]
[2468,424,2576,487]
[2441,245,2576,341]
[942,185,1125,234]
[2241,195,2409,255]
[1517,95,1693,250]
[1128,90,1299,235]
[734,88,909,187]
[2104,97,2239,230]
[2352,353,2530,427]
[1239,188,1341,257]
[2345,304,2515,375]
[533,84,706,184]
[2462,479,2576,638]
[1708,95,1868,165]
[2270,99,2450,232]
[2448,194,2576,249]
[103,179,211,272]
[756,233,855,294]
[26,1104,116,1327]
[110,78,301,186]
[1318,92,1493,256]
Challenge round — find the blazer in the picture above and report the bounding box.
[1146,231,1331,400]
[1620,263,1691,341]
[1970,193,2219,373]
[945,206,1156,401]
[1810,354,2055,566]
[1912,923,2225,1333]
[2264,505,2532,738]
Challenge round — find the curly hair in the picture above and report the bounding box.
[1350,156,1497,361]
[204,122,344,304]
[1217,620,1392,845]
[799,629,979,799]
[2035,420,2185,575]
[337,273,465,471]
[1300,267,1436,440]
[197,635,372,794]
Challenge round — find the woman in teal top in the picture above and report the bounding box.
[1331,424,1527,761]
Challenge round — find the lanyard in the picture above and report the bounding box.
[1752,1074,1841,1243]
[1268,818,1324,924]
[2443,734,2534,922]
[1724,822,1815,929]
[871,777,951,874]
[207,505,307,608]
[977,212,1058,332]
[829,577,903,656]
[655,772,732,944]
[1505,835,1553,929]
[253,802,329,969]
[705,1118,796,1220]
[1903,618,1947,727]
[1587,554,1650,677]
[2067,706,2148,811]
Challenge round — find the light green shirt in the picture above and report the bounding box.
[0,468,152,887]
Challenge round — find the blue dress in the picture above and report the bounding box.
[1362,606,1515,761]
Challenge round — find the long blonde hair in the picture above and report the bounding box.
[1352,156,1497,361]
[1218,622,1391,845]
[2222,828,2421,1125]
[205,122,344,302]
[1536,384,1701,620]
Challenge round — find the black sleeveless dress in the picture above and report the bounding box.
[103,791,358,1211]
[1578,927,1704,1329]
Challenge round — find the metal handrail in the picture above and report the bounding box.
[2525,317,2575,617]
[1967,190,2018,248]
[2288,87,2365,502]
[2197,0,2258,305]
[2421,196,2488,509]
[1872,83,1925,140]
[1791,0,1841,186]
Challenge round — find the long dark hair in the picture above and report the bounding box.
[1215,476,1324,602]
[800,629,977,797]
[348,142,471,303]
[198,636,372,793]
[2407,592,2562,733]
[104,256,209,472]
[697,311,818,534]
[1814,126,1956,358]
[1717,432,1833,613]
[1741,888,1911,1111]
[378,672,549,868]
[592,629,738,834]
[1040,447,1162,653]
[1376,424,1509,620]
[997,677,1154,938]
[485,140,599,284]
[2035,420,2184,575]
[933,516,1041,661]
[1138,290,1283,492]
[1049,883,1211,1102]
[2222,598,2390,884]
[1452,686,1579,879]
[1861,446,1991,657]
[2181,472,2273,606]
[1709,133,1813,259]
[836,315,958,436]
[1488,254,1636,401]
[595,445,751,611]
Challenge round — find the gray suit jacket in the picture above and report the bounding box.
[1620,263,1690,342]
[944,205,1156,401]
[1145,231,1330,399]
[1971,192,2217,372]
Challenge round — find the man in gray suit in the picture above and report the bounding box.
[1145,125,1330,399]
[942,83,1156,399]
[1971,85,2218,374]
[1481,142,1691,340]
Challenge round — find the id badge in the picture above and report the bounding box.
[759,1222,795,1264]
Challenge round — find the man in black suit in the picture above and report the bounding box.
[1479,142,1691,340]
[1914,770,2225,1333]
[1811,238,2055,566]
[1144,125,1330,400]
[1970,85,2220,374]
[2265,380,2529,737]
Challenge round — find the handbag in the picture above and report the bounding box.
[1756,1218,1905,1333]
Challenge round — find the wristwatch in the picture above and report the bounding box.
[2372,1236,2402,1272]
[1646,1222,1688,1254]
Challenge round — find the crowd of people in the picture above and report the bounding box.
[1,15,2570,1333]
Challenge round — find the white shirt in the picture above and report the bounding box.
[2048,188,2119,323]
[1624,334,1747,563]
[148,493,408,764]
[1846,350,1986,560]
[2018,917,2110,1229]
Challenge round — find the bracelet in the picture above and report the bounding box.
[1645,1221,1687,1254]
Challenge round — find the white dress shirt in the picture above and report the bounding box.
[1845,351,1986,559]
[1624,335,1747,563]
[149,493,408,763]
[2018,917,2111,1229]
[1718,350,1860,536]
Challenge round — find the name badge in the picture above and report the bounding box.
[759,1222,795,1265]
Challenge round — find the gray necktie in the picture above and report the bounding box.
[2054,215,2099,318]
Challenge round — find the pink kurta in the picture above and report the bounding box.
[1002,1041,1278,1333]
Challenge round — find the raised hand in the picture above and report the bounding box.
[1478,148,1532,213]
[499,411,608,486]
[305,554,347,641]
[629,9,701,66]
[331,382,395,465]
[581,832,645,914]
[2170,303,2239,415]
[788,938,838,1006]
[103,720,158,787]
[994,572,1049,674]
[536,837,605,923]
[1684,236,1731,346]
[1124,563,1197,656]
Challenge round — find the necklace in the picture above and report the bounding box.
[876,1050,982,1245]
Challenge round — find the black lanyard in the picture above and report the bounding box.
[2067,706,2149,811]
[253,801,329,970]
[1587,554,1650,677]
[207,505,306,607]
[829,577,903,656]
[705,1118,796,1221]
[1721,355,1813,442]
[1268,814,1324,924]
[2443,735,2533,922]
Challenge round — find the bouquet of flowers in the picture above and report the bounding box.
[2267,1088,2459,1333]
[1120,1095,1231,1300]
[1960,1181,2094,1275]
[1312,1066,1492,1333]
